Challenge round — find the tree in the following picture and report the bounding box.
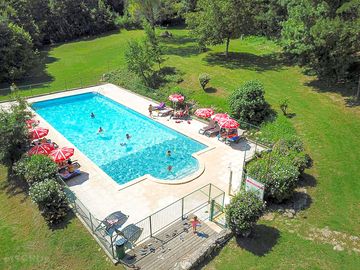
[0,17,37,82]
[186,0,254,57]
[129,0,161,30]
[225,191,265,237]
[125,40,155,85]
[29,179,69,225]
[229,80,270,125]
[0,97,31,166]
[143,21,164,69]
[281,0,360,81]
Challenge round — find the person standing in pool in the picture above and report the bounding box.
[98,127,103,134]
[126,134,131,140]
[91,112,95,118]
[166,150,171,157]
[167,165,172,172]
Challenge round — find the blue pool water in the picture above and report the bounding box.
[32,93,206,184]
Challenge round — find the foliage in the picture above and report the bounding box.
[281,0,360,81]
[0,97,31,166]
[13,154,58,186]
[0,18,37,82]
[186,0,255,56]
[229,80,270,125]
[279,98,289,115]
[125,39,156,86]
[225,191,265,236]
[198,73,211,90]
[143,21,164,68]
[247,149,300,203]
[129,0,161,29]
[29,179,69,225]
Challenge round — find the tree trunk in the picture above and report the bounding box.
[356,75,360,102]
[225,36,230,58]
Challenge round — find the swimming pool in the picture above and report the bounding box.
[32,93,207,184]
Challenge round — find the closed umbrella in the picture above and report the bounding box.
[168,94,184,103]
[194,108,214,119]
[28,143,55,156]
[48,147,74,162]
[26,119,40,129]
[211,113,229,122]
[30,127,49,140]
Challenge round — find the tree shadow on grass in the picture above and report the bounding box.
[204,87,217,93]
[305,78,359,107]
[162,44,202,58]
[160,35,197,46]
[0,169,29,203]
[236,224,280,256]
[204,52,286,72]
[0,49,57,95]
[50,210,76,231]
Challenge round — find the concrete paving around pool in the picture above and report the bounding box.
[18,84,261,224]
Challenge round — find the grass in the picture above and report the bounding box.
[0,28,359,269]
[0,167,122,270]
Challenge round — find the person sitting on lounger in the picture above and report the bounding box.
[67,160,75,173]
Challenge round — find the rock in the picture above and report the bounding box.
[321,228,332,238]
[262,213,275,221]
[283,210,295,219]
[333,245,344,251]
[350,236,359,241]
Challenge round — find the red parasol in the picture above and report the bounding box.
[48,147,74,162]
[218,117,240,129]
[26,119,40,129]
[211,113,229,122]
[30,127,49,140]
[168,94,184,103]
[28,143,55,156]
[194,108,214,119]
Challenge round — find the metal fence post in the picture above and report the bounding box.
[89,212,94,232]
[149,216,153,238]
[255,141,258,154]
[210,200,215,221]
[228,170,233,196]
[208,184,212,203]
[181,197,184,220]
[110,234,115,259]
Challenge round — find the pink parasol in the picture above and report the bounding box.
[28,143,55,156]
[211,113,229,122]
[168,94,185,103]
[194,108,214,119]
[30,127,49,140]
[218,117,240,129]
[48,147,74,162]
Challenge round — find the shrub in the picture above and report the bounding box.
[279,98,289,115]
[29,179,69,225]
[198,73,211,90]
[229,80,270,125]
[247,151,300,203]
[225,191,265,236]
[13,155,58,186]
[0,97,32,166]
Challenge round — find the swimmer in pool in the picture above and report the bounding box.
[91,112,95,118]
[98,127,103,134]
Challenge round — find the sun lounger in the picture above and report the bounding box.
[59,169,81,180]
[199,119,216,134]
[204,124,220,137]
[154,102,166,110]
[158,108,174,117]
[225,135,242,145]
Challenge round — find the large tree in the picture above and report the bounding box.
[129,0,161,30]
[186,0,254,57]
[281,0,360,81]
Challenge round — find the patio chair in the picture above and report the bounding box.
[204,124,220,137]
[199,119,216,134]
[157,108,174,117]
[114,224,143,248]
[154,102,166,110]
[95,211,129,236]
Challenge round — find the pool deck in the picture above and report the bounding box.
[18,84,260,224]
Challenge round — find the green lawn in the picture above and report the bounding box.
[1,28,359,269]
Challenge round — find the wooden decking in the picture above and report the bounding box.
[121,217,221,270]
